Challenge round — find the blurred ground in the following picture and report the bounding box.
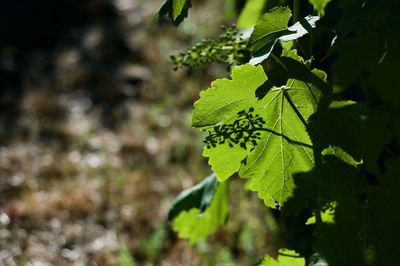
[0,0,278,265]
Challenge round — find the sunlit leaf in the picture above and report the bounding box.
[248,7,319,65]
[237,0,266,29]
[193,64,325,209]
[306,202,336,225]
[259,249,305,266]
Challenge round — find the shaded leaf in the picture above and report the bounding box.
[321,146,363,167]
[248,7,319,65]
[167,173,217,221]
[171,181,229,244]
[157,0,191,26]
[314,158,400,266]
[310,101,391,174]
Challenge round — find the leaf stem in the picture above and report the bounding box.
[270,53,288,71]
[293,0,301,23]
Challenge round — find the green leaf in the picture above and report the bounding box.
[365,158,400,265]
[248,7,319,65]
[321,146,363,167]
[167,173,217,221]
[192,64,267,181]
[172,0,189,20]
[171,181,229,244]
[237,0,266,29]
[314,158,400,266]
[306,202,336,225]
[281,47,304,63]
[311,101,390,174]
[248,7,292,65]
[259,249,305,266]
[240,77,321,208]
[309,0,331,16]
[157,0,191,26]
[193,64,324,209]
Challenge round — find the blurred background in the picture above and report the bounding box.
[0,0,278,265]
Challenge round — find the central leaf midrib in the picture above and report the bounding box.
[279,88,286,203]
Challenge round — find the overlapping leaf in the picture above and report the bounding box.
[193,64,324,209]
[167,173,217,221]
[171,180,229,244]
[237,0,267,29]
[157,0,191,26]
[248,7,319,65]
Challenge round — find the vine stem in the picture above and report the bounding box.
[293,0,301,23]
[293,0,302,54]
[270,53,288,71]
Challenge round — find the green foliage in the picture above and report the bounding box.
[170,26,247,69]
[168,173,217,221]
[157,0,192,26]
[248,7,292,60]
[171,179,229,244]
[259,249,305,266]
[192,64,266,180]
[248,7,319,64]
[193,63,326,211]
[236,0,266,29]
[157,0,400,265]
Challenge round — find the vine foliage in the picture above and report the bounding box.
[158,0,400,265]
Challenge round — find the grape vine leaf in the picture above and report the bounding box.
[237,0,266,29]
[248,7,319,65]
[365,158,400,265]
[259,249,305,266]
[193,64,324,209]
[313,158,400,266]
[171,181,229,244]
[167,173,217,221]
[192,64,267,180]
[157,0,191,26]
[310,101,390,174]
